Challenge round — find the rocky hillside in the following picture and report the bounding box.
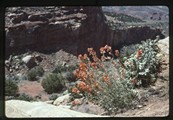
[5,6,165,58]
[102,6,169,21]
[102,6,169,36]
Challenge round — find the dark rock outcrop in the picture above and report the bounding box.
[5,7,165,57]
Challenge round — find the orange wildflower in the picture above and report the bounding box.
[83,54,88,60]
[78,54,83,60]
[92,55,99,62]
[91,62,97,69]
[104,45,112,52]
[103,74,109,82]
[74,69,79,76]
[86,86,92,93]
[115,50,119,57]
[136,49,142,59]
[89,71,94,78]
[77,81,87,90]
[79,62,87,69]
[72,87,80,94]
[100,47,105,54]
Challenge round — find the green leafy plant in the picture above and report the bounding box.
[52,64,67,73]
[120,37,161,87]
[41,73,65,94]
[16,93,34,101]
[53,64,78,82]
[27,66,44,81]
[5,79,18,96]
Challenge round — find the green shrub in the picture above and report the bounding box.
[27,66,44,81]
[52,65,67,73]
[53,64,78,82]
[53,64,78,74]
[65,71,77,82]
[120,37,161,87]
[16,93,34,101]
[5,79,18,96]
[41,73,65,94]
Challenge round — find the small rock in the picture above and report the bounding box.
[9,69,13,72]
[5,60,10,65]
[8,13,16,19]
[14,56,19,59]
[15,66,19,70]
[35,55,43,62]
[137,105,143,109]
[62,62,66,66]
[8,55,12,63]
[12,66,15,69]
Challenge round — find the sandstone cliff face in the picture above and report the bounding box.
[5,7,165,57]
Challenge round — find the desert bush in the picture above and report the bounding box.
[71,37,161,114]
[41,73,65,94]
[27,66,44,81]
[53,64,78,73]
[16,93,34,101]
[71,46,138,114]
[53,64,67,73]
[5,79,18,96]
[119,37,161,87]
[53,64,78,82]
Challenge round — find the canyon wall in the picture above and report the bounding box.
[5,6,165,57]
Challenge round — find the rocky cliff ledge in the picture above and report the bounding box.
[5,6,165,57]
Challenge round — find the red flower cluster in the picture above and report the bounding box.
[136,49,142,59]
[103,74,111,86]
[72,87,80,94]
[115,50,119,57]
[77,81,92,93]
[78,54,88,61]
[100,45,112,54]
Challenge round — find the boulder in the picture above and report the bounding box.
[5,100,106,117]
[53,93,71,106]
[158,37,169,55]
[22,55,36,68]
